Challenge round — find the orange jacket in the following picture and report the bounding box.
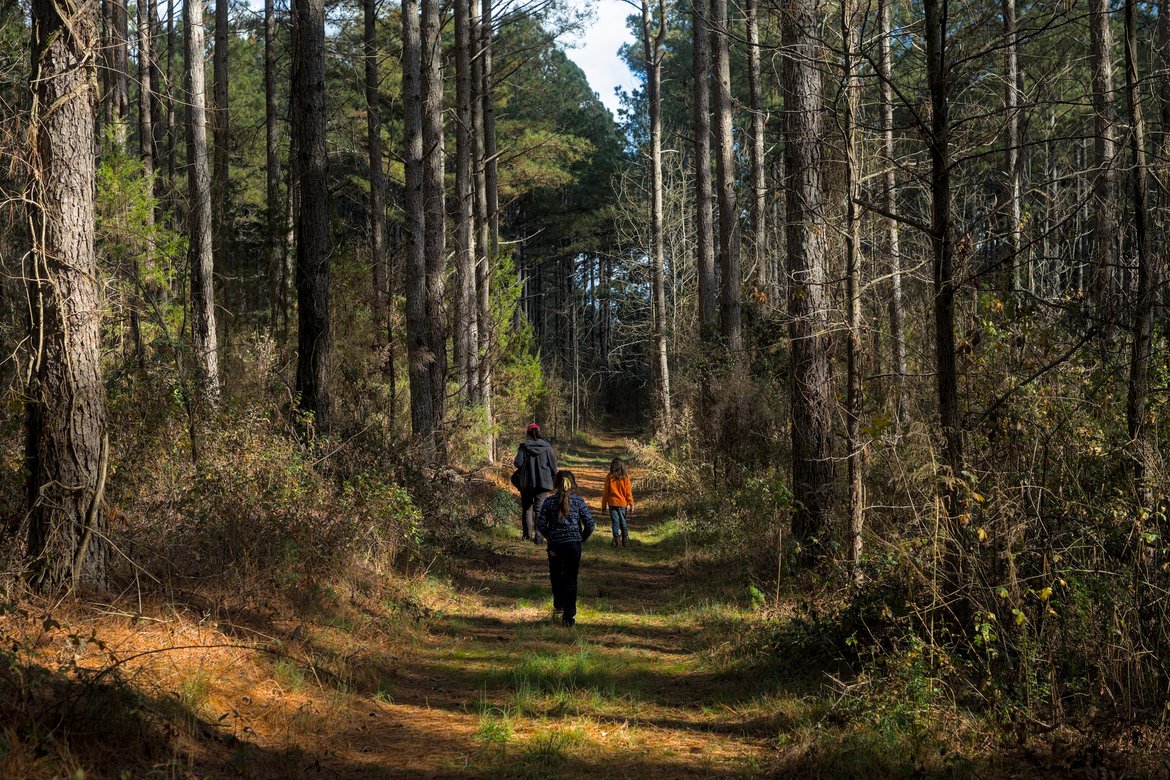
[602,474,634,509]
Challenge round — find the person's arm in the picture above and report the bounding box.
[601,475,610,511]
[513,447,525,469]
[577,496,595,541]
[549,448,558,474]
[623,477,634,511]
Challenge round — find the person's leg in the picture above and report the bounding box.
[520,490,534,540]
[617,507,629,546]
[532,492,547,544]
[560,542,582,626]
[547,547,564,612]
[610,508,620,545]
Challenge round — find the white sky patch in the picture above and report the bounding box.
[564,0,639,117]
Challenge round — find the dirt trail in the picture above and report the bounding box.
[325,434,774,778]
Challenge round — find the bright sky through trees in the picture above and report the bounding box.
[565,0,636,116]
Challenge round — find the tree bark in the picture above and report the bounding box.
[165,0,176,194]
[26,0,109,592]
[925,0,968,624]
[878,0,906,424]
[841,0,864,580]
[402,0,436,448]
[213,0,229,281]
[454,0,479,401]
[482,0,499,261]
[422,0,447,455]
[265,0,281,327]
[692,0,716,330]
[186,0,222,403]
[1089,0,1118,320]
[292,0,331,426]
[782,0,833,549]
[1002,0,1022,292]
[138,0,154,180]
[642,0,672,435]
[366,0,388,310]
[1123,0,1155,508]
[473,0,494,459]
[746,0,768,298]
[712,0,741,352]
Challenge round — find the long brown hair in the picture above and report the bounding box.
[555,470,577,517]
[608,458,627,480]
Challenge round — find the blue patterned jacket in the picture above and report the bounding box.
[536,493,595,545]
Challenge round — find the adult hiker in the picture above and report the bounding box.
[511,423,558,544]
[536,470,595,627]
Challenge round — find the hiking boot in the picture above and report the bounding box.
[533,535,544,545]
[562,617,576,628]
[612,536,619,547]
[621,532,629,547]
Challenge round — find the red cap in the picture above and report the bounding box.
[527,423,541,434]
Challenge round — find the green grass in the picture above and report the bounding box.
[273,657,308,693]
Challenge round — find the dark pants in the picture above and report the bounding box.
[547,541,582,623]
[521,488,548,540]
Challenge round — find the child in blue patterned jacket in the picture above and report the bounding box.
[536,470,595,627]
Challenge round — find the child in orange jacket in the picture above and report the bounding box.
[601,458,634,547]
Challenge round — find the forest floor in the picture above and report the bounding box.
[3,434,1157,778]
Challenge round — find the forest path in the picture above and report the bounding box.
[340,433,777,778]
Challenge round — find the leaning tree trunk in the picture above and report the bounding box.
[692,0,716,330]
[292,0,331,427]
[401,0,436,447]
[782,0,833,551]
[186,0,222,403]
[1123,0,1155,509]
[712,0,741,352]
[642,0,672,435]
[26,0,110,592]
[365,0,388,311]
[1089,0,1118,322]
[422,0,448,456]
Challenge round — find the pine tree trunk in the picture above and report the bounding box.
[186,0,222,403]
[1123,0,1155,508]
[213,0,229,288]
[366,0,387,311]
[879,0,907,424]
[1089,0,1118,321]
[402,0,436,447]
[746,0,768,299]
[165,0,176,195]
[292,0,331,426]
[841,0,864,580]
[422,0,447,455]
[642,0,672,435]
[1002,0,1022,292]
[26,0,109,592]
[925,0,968,624]
[454,0,479,401]
[692,0,716,330]
[473,0,494,459]
[712,0,741,352]
[265,0,281,327]
[482,0,499,261]
[782,0,833,550]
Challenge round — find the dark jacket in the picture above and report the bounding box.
[513,438,558,492]
[537,493,595,545]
